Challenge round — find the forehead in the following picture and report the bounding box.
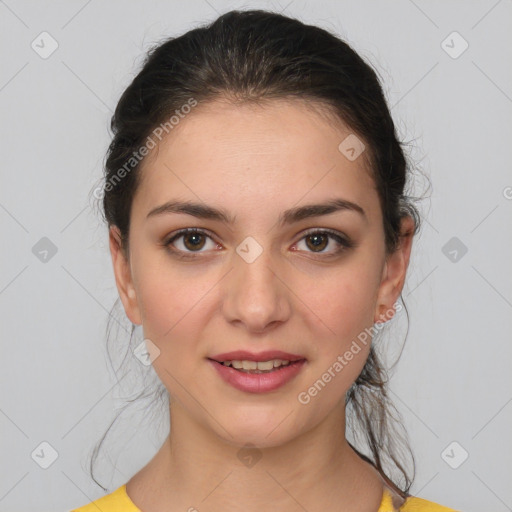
[132,98,380,225]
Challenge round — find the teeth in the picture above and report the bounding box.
[222,359,291,371]
[256,360,274,371]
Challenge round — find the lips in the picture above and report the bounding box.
[208,358,306,393]
[209,350,305,363]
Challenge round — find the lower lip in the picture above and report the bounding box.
[208,359,306,393]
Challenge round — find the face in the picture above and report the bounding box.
[110,98,413,448]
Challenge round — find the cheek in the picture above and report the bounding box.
[296,261,380,394]
[136,267,213,394]
[308,267,378,343]
[134,248,216,332]
[133,261,207,352]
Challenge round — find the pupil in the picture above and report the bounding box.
[307,234,327,252]
[185,233,205,251]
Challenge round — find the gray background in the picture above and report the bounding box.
[1,1,511,511]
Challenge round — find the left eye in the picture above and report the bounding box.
[165,228,218,253]
[164,228,353,256]
[293,229,353,255]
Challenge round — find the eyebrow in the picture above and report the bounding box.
[146,198,367,225]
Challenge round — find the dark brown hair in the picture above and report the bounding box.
[89,8,426,496]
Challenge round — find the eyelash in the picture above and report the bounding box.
[163,227,354,258]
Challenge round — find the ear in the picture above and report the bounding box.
[374,216,415,324]
[109,226,142,326]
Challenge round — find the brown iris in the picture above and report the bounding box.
[305,233,328,252]
[183,233,207,251]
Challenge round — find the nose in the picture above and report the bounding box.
[221,243,291,334]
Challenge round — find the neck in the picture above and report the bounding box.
[126,400,385,512]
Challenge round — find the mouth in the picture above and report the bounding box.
[208,358,306,373]
[207,351,307,393]
[208,350,306,372]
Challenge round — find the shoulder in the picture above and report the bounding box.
[379,487,460,512]
[70,484,141,512]
[400,495,460,512]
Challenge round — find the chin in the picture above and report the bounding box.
[210,407,305,449]
[223,429,297,451]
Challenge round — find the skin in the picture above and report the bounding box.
[109,97,414,512]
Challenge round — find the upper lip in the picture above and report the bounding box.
[209,350,305,363]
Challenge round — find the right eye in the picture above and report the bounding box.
[164,228,221,255]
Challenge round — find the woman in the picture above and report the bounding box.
[72,9,458,512]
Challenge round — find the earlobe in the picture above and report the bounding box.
[374,216,415,324]
[109,226,142,326]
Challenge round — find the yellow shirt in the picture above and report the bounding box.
[70,484,459,511]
